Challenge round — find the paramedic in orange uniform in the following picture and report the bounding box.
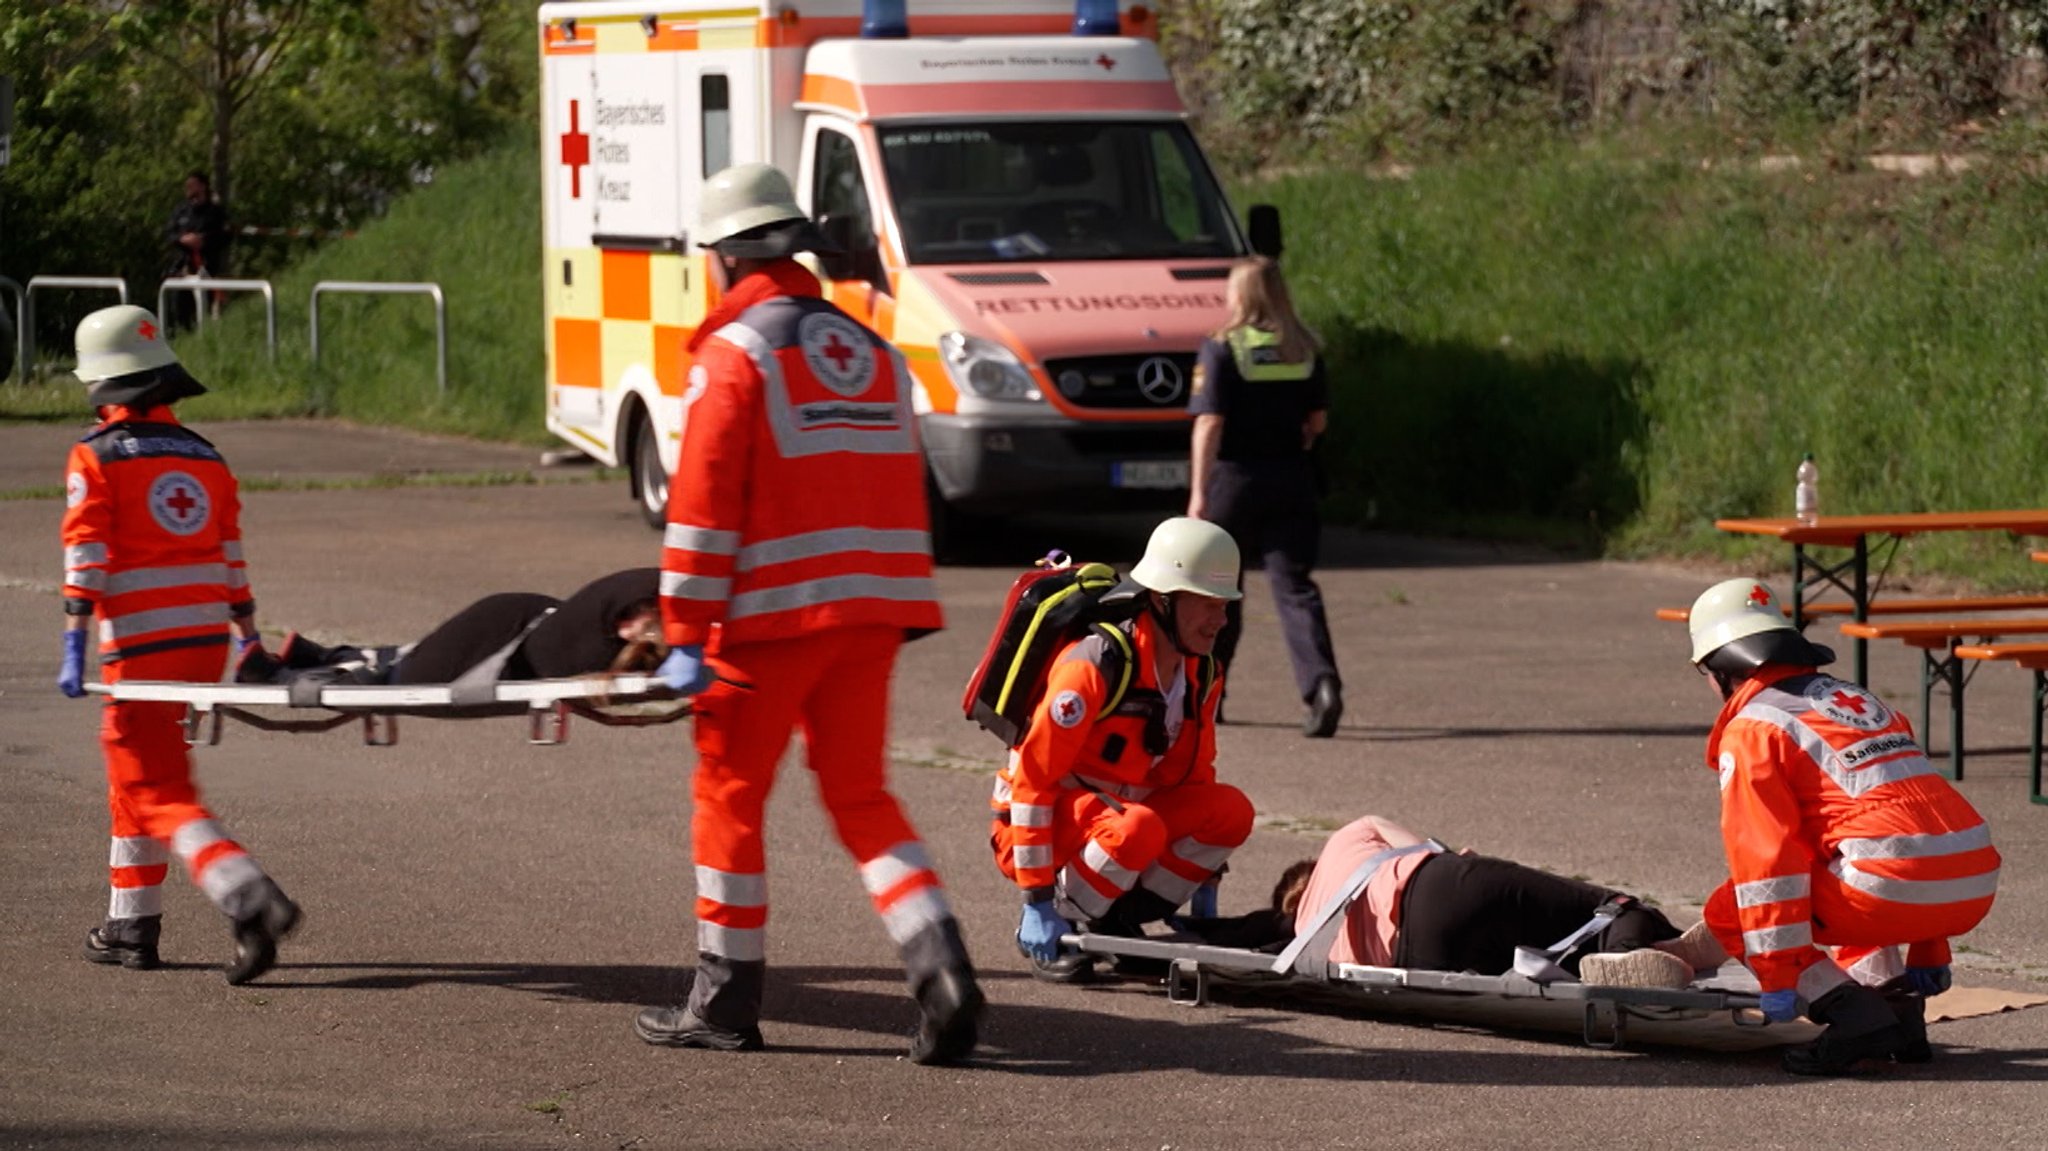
[635,163,981,1065]
[993,517,1257,982]
[57,305,301,985]
[1684,577,2000,1074]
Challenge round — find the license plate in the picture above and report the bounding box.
[1112,460,1190,490]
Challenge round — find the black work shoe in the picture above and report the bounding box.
[84,917,162,971]
[1026,951,1099,984]
[909,967,983,1066]
[233,644,285,684]
[1881,984,1935,1064]
[634,1006,765,1051]
[225,886,301,986]
[1781,983,1910,1075]
[1303,676,1343,739]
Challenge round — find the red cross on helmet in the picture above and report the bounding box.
[72,305,208,407]
[1687,576,1834,675]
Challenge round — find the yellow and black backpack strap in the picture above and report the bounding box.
[1090,620,1136,715]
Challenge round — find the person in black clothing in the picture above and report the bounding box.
[1186,256,1343,737]
[236,569,663,685]
[163,171,232,331]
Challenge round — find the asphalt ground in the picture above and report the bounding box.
[2,420,2044,1150]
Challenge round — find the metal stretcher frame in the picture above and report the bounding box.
[1061,844,1768,1050]
[86,675,689,748]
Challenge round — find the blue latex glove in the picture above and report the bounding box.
[1759,990,1801,1023]
[656,645,713,694]
[235,632,261,660]
[1016,900,1072,963]
[1189,881,1219,920]
[1905,965,1952,996]
[58,629,87,698]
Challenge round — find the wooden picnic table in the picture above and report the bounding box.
[1715,510,2048,683]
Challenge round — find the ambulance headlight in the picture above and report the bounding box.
[939,332,1041,402]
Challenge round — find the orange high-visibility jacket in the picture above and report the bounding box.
[990,613,1222,897]
[660,262,941,650]
[1709,665,1999,993]
[61,407,253,661]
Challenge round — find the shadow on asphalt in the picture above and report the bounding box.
[1216,719,1711,742]
[247,961,2048,1085]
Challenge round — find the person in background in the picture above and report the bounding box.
[163,170,231,331]
[1187,256,1343,737]
[57,305,300,985]
[1660,577,2001,1074]
[635,162,981,1066]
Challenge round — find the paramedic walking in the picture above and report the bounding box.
[995,517,1258,982]
[57,305,300,985]
[636,162,981,1065]
[1187,257,1343,737]
[1680,578,2000,1074]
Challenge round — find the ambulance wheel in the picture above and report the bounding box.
[629,410,668,529]
[926,475,985,564]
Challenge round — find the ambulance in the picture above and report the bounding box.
[537,0,1280,542]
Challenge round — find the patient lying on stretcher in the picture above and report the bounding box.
[1179,815,1721,985]
[234,569,665,686]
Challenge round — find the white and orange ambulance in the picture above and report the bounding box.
[537,0,1280,541]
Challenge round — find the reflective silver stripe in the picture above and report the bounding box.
[105,563,229,596]
[226,568,249,590]
[1137,866,1200,905]
[1081,839,1138,889]
[1743,923,1812,953]
[170,818,230,861]
[1165,836,1234,874]
[879,885,953,946]
[664,524,742,555]
[1735,874,1810,909]
[859,842,933,897]
[725,322,919,459]
[221,541,244,562]
[66,543,108,568]
[1831,858,2001,905]
[99,602,232,642]
[1843,945,1905,988]
[196,853,264,908]
[1010,802,1054,829]
[1796,958,1851,1001]
[1836,824,1993,861]
[109,885,163,919]
[1057,870,1117,919]
[728,573,936,620]
[109,836,167,868]
[1013,844,1052,871]
[736,527,931,572]
[990,775,1013,805]
[66,568,106,592]
[698,921,766,962]
[659,570,732,602]
[695,866,766,908]
[1735,703,1945,797]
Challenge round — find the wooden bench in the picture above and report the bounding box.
[1836,618,2048,783]
[1655,593,2048,624]
[1954,642,2048,804]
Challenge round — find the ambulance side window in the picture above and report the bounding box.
[813,128,884,287]
[701,74,730,178]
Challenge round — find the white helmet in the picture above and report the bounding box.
[73,305,205,405]
[1130,517,1242,601]
[697,162,840,257]
[1687,577,1832,673]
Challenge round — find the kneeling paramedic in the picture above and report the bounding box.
[57,305,300,985]
[1684,578,2000,1074]
[993,517,1258,981]
[635,163,980,1065]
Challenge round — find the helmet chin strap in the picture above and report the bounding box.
[1148,593,1199,658]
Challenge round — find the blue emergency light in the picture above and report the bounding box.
[861,0,908,39]
[1072,0,1120,36]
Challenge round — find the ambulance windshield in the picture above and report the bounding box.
[878,121,1244,264]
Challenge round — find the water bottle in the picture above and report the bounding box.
[1795,453,1820,525]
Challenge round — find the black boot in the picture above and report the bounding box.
[1878,978,1935,1064]
[636,953,768,1049]
[84,915,162,970]
[909,966,984,1066]
[1303,675,1343,738]
[1782,983,1911,1075]
[1093,889,1180,977]
[634,1006,765,1051]
[225,881,301,986]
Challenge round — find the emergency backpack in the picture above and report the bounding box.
[962,552,1146,747]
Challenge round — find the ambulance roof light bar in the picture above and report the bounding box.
[862,0,908,39]
[1073,0,1119,36]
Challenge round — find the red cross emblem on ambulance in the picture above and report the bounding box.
[148,471,211,537]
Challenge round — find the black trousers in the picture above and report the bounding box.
[1206,459,1339,700]
[1391,852,1678,976]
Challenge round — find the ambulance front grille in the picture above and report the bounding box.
[1041,354,1198,410]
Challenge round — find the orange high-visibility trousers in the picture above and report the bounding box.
[100,645,268,920]
[687,625,955,967]
[1705,866,1992,990]
[995,781,1254,919]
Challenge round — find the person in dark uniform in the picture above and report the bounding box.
[163,171,232,331]
[1186,256,1343,738]
[234,569,663,685]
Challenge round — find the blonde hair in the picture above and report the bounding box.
[1215,256,1318,364]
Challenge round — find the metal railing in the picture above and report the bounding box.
[24,276,129,381]
[310,280,447,394]
[158,277,278,361]
[0,276,23,383]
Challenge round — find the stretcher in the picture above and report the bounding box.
[86,674,689,748]
[1063,844,1771,1051]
